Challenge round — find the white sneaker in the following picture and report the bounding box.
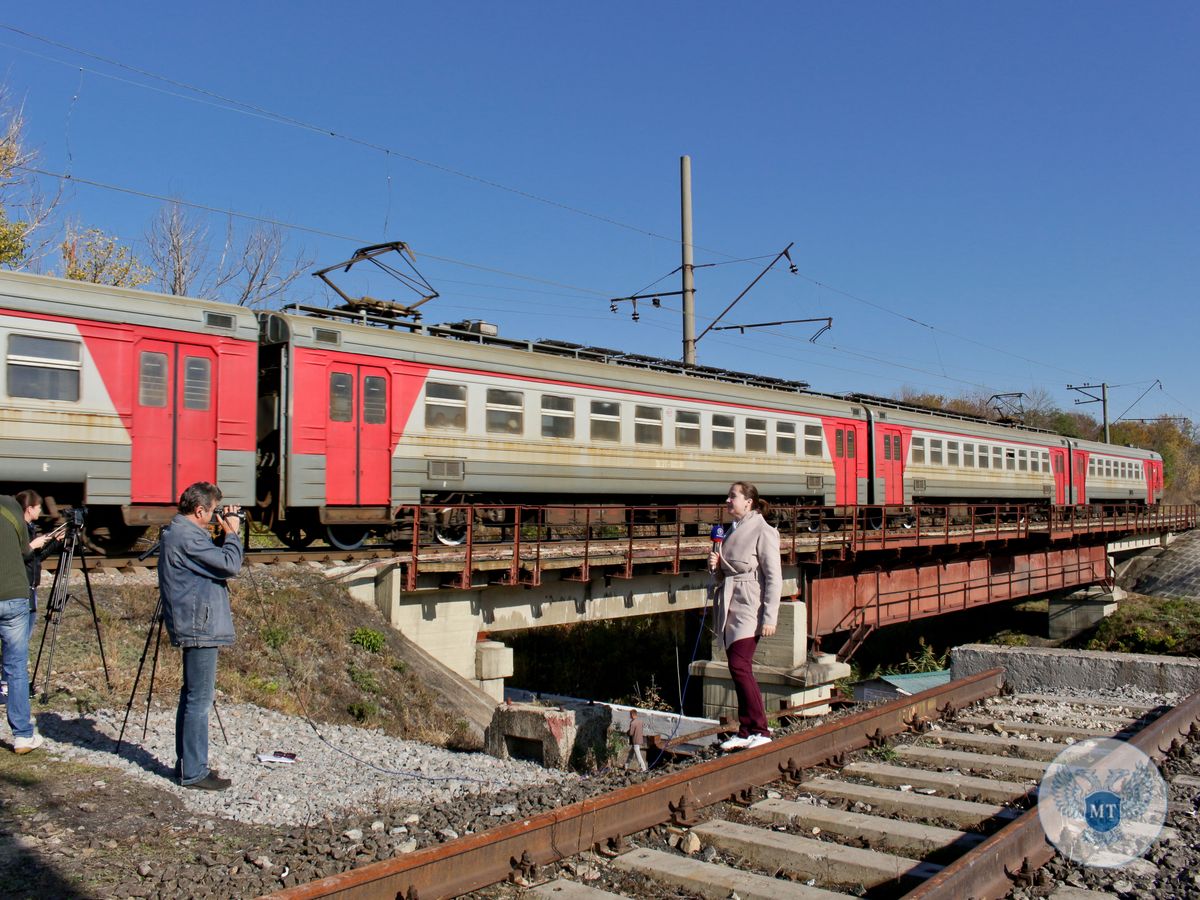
[744,733,773,750]
[14,732,43,755]
[720,735,750,751]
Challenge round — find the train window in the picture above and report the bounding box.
[776,422,796,455]
[138,352,168,407]
[425,382,466,431]
[676,410,700,448]
[993,447,1003,468]
[978,445,989,469]
[947,441,959,466]
[964,443,975,467]
[804,424,823,457]
[6,334,82,402]
[1054,455,1064,474]
[329,372,353,422]
[745,418,766,453]
[486,389,524,434]
[1088,458,1096,475]
[183,357,211,410]
[834,430,844,459]
[363,376,387,424]
[712,414,735,451]
[1018,449,1028,472]
[846,428,856,458]
[1006,449,1016,471]
[1042,452,1050,473]
[929,439,942,465]
[590,400,621,442]
[883,435,891,461]
[541,395,574,439]
[634,406,663,446]
[911,436,925,464]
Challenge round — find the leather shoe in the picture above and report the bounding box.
[182,772,232,791]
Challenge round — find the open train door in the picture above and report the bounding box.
[1050,447,1068,505]
[326,363,392,506]
[131,340,219,504]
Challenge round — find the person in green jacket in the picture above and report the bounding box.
[0,494,41,754]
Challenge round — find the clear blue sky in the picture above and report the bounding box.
[2,4,1196,423]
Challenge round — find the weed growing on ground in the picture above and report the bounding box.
[350,627,386,653]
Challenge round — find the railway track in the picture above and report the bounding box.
[262,669,1200,900]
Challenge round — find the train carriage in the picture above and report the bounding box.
[0,270,257,550]
[256,307,871,547]
[1068,438,1163,507]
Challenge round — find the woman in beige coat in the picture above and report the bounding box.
[708,481,782,751]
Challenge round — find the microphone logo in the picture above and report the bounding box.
[710,524,725,549]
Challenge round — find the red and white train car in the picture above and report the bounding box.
[0,270,257,550]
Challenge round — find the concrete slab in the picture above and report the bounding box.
[955,717,1126,741]
[917,730,1070,761]
[612,846,842,900]
[841,761,1033,804]
[894,745,1050,780]
[692,819,941,888]
[951,644,1200,695]
[800,777,1020,829]
[1049,888,1122,900]
[747,798,986,856]
[529,879,628,899]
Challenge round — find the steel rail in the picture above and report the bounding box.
[264,668,1005,900]
[904,687,1200,900]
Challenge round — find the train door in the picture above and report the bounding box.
[1071,450,1089,504]
[1143,460,1161,505]
[876,426,905,504]
[131,340,219,504]
[1050,448,1068,505]
[824,420,861,505]
[325,363,391,506]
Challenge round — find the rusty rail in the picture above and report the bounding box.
[264,668,1005,900]
[904,686,1200,900]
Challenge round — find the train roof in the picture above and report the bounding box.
[0,269,260,342]
[281,303,817,395]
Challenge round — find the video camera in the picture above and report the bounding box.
[62,506,86,529]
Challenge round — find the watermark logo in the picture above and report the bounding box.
[1038,737,1167,868]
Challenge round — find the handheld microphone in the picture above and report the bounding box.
[710,523,726,554]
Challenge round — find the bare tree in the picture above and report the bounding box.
[0,86,62,269]
[213,220,312,307]
[146,203,311,306]
[146,201,209,296]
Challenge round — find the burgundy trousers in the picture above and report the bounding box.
[726,636,769,737]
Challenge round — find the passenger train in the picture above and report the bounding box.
[0,270,1163,552]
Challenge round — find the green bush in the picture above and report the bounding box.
[347,701,380,723]
[350,627,386,654]
[348,664,381,694]
[261,624,289,650]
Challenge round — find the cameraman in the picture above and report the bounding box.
[0,493,40,753]
[158,482,244,791]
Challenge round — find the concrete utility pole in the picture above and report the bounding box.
[680,155,696,367]
[1067,382,1110,443]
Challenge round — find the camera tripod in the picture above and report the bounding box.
[115,541,227,754]
[31,515,112,701]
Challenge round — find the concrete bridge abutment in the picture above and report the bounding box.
[336,562,836,715]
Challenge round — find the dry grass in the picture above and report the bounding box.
[29,566,462,744]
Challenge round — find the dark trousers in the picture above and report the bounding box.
[176,646,219,785]
[726,637,768,737]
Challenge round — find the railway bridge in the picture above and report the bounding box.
[338,502,1197,719]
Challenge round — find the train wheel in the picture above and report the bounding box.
[326,525,369,551]
[434,508,469,546]
[275,521,317,550]
[85,520,149,556]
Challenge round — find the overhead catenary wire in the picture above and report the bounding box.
[0,22,1130,388]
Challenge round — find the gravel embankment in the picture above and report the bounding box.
[39,703,573,826]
